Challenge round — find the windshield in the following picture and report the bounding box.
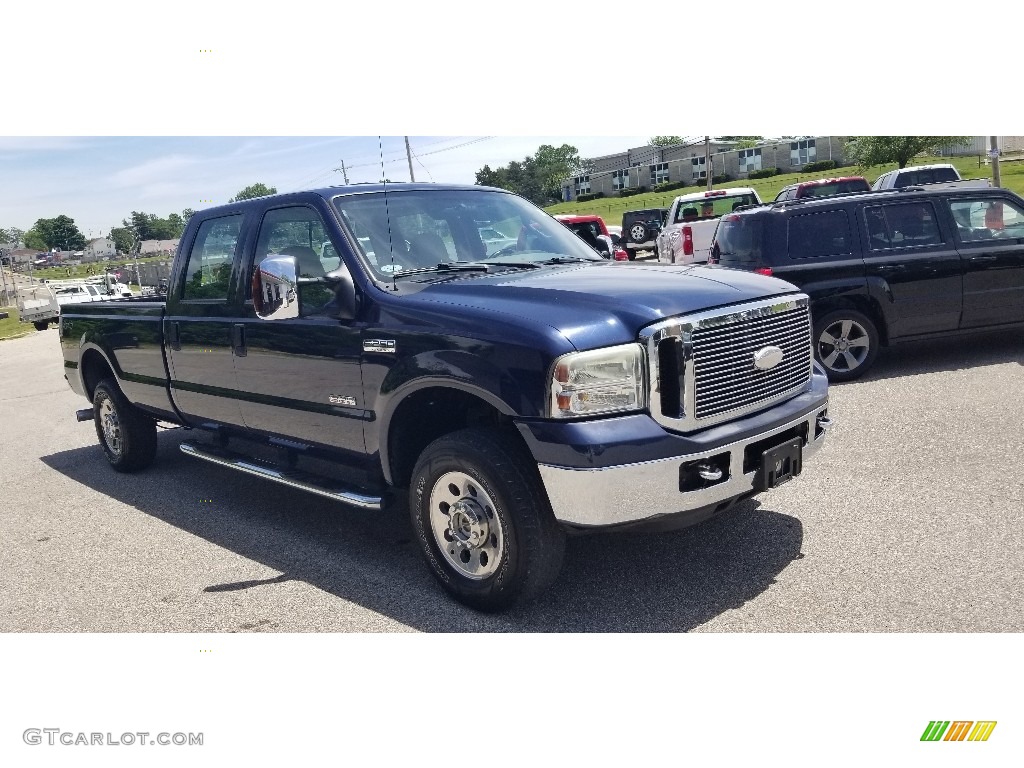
[331,189,602,279]
[674,193,758,223]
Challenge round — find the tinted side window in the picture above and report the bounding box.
[864,202,943,250]
[950,197,1024,242]
[181,215,243,300]
[787,210,852,259]
[250,206,336,315]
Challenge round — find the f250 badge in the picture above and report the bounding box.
[329,395,357,406]
[363,339,396,353]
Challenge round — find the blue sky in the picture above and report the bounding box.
[0,136,651,238]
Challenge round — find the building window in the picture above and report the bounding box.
[691,157,707,180]
[612,169,630,191]
[738,148,762,174]
[573,175,591,196]
[649,163,669,186]
[790,139,817,167]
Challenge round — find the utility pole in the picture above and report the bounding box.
[990,136,1001,187]
[405,136,416,182]
[705,136,712,190]
[339,159,349,185]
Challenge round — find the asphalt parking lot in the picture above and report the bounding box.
[1,325,1022,632]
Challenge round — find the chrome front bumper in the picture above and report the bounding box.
[537,406,830,528]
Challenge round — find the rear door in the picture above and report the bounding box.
[165,212,248,427]
[860,199,962,339]
[949,194,1024,327]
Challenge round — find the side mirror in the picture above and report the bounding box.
[252,255,300,320]
[610,234,622,246]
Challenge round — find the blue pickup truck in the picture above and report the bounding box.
[59,183,831,611]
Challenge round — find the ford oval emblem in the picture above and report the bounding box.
[753,345,784,370]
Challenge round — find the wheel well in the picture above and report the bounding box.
[80,349,116,401]
[387,388,521,489]
[812,296,889,346]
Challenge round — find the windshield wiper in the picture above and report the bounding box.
[538,256,601,265]
[389,262,492,278]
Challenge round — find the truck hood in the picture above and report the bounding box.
[408,262,798,350]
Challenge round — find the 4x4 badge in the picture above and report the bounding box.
[753,345,784,370]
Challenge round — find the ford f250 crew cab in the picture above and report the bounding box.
[59,183,831,611]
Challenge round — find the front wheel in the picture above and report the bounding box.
[33,320,50,331]
[93,378,158,472]
[410,428,565,612]
[814,309,879,382]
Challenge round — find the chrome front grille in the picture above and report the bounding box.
[642,296,813,433]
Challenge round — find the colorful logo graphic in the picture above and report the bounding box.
[921,721,997,742]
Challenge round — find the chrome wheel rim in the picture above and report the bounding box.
[818,319,870,373]
[98,398,123,457]
[429,471,503,580]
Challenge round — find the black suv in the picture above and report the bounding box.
[621,208,667,259]
[709,187,1024,381]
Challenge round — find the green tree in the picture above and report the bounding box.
[1,227,25,247]
[109,226,136,255]
[845,136,971,169]
[25,216,86,251]
[474,144,582,205]
[182,208,195,225]
[229,182,277,202]
[649,136,685,147]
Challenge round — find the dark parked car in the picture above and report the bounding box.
[773,176,871,202]
[621,208,668,259]
[709,187,1024,381]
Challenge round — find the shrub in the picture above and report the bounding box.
[619,188,644,198]
[575,192,605,202]
[802,160,838,173]
[748,167,781,179]
[712,174,733,184]
[653,180,689,193]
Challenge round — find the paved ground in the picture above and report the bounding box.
[1,326,1022,632]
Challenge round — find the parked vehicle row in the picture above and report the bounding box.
[17,276,134,330]
[708,186,1024,381]
[59,183,831,612]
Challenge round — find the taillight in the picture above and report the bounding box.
[755,267,773,276]
[682,226,693,256]
[613,249,628,261]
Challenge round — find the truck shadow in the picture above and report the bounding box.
[41,432,804,633]
[855,329,1024,384]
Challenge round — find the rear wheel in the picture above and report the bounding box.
[33,321,49,331]
[93,378,158,472]
[814,309,879,382]
[410,428,565,612]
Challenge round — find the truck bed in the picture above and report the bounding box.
[60,298,174,419]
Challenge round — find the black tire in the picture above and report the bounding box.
[628,222,648,243]
[93,378,158,472]
[813,308,879,382]
[33,320,49,331]
[410,428,565,612]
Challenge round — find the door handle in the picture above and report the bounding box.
[969,255,997,262]
[168,321,181,351]
[232,324,246,357]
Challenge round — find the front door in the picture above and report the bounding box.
[950,195,1024,328]
[231,203,367,456]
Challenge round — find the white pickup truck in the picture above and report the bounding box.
[871,163,992,191]
[656,187,763,265]
[17,277,133,330]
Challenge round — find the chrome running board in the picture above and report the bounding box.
[180,441,382,511]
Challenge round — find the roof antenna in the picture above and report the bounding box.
[379,136,397,291]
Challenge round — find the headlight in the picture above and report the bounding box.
[548,343,646,418]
